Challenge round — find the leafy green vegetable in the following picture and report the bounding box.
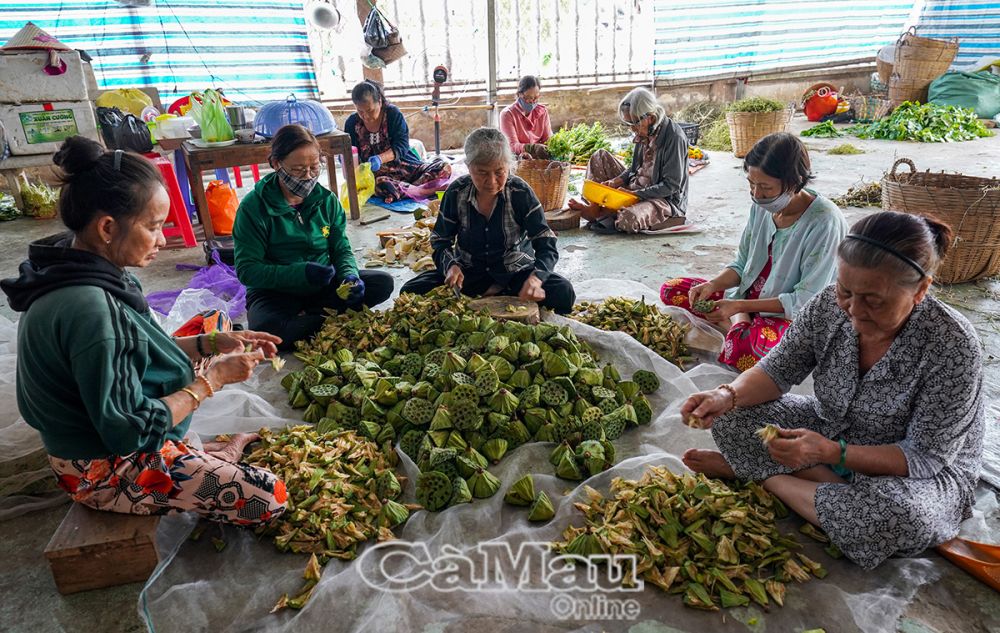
[847,102,993,143]
[801,121,844,138]
[827,143,864,155]
[546,122,612,165]
[700,119,732,151]
[725,97,787,114]
[0,192,20,222]
[18,173,57,218]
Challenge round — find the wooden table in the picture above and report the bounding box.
[180,131,359,240]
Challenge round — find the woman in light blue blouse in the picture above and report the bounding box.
[661,133,847,371]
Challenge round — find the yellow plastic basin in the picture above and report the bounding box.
[582,180,639,210]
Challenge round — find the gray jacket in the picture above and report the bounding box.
[618,117,689,215]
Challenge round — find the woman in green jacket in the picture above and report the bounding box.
[1,136,287,524]
[233,124,393,350]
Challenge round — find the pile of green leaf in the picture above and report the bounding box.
[700,119,732,152]
[547,122,612,165]
[18,174,57,218]
[725,97,788,114]
[801,121,844,138]
[847,102,993,142]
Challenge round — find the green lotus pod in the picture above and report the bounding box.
[394,381,413,398]
[631,370,660,394]
[375,423,395,445]
[580,419,605,442]
[456,454,481,479]
[466,332,489,351]
[385,401,407,431]
[546,332,574,351]
[581,406,603,425]
[541,381,568,407]
[482,438,509,463]
[376,470,402,500]
[466,353,491,374]
[602,363,621,382]
[555,451,584,481]
[427,430,451,448]
[527,491,555,522]
[612,403,638,426]
[517,342,541,363]
[584,457,606,478]
[377,499,410,528]
[533,423,559,443]
[398,429,425,460]
[370,346,393,363]
[316,360,340,377]
[450,372,473,387]
[557,402,574,419]
[489,388,519,415]
[489,356,514,382]
[301,366,323,389]
[289,388,309,409]
[316,417,342,436]
[468,468,502,498]
[500,419,532,446]
[421,362,441,382]
[371,380,398,407]
[600,440,616,465]
[466,431,487,453]
[403,398,434,426]
[533,322,557,341]
[462,446,489,470]
[521,384,541,408]
[508,369,532,389]
[429,407,453,431]
[440,313,460,331]
[499,341,521,364]
[575,440,606,462]
[429,447,457,469]
[399,353,423,378]
[450,383,479,403]
[326,401,360,428]
[474,368,501,396]
[358,420,381,441]
[541,351,571,378]
[571,398,590,418]
[411,381,435,400]
[441,351,467,375]
[486,412,510,429]
[548,441,573,467]
[590,386,616,401]
[280,371,301,391]
[563,531,602,556]
[574,367,603,387]
[601,414,626,441]
[503,474,535,506]
[416,471,453,512]
[449,476,473,505]
[450,398,483,432]
[485,335,510,356]
[520,407,546,433]
[435,332,456,348]
[455,316,477,334]
[618,381,640,402]
[302,402,323,424]
[632,395,653,425]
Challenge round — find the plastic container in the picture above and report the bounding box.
[582,179,639,211]
[254,94,337,139]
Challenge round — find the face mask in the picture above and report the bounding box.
[753,190,793,214]
[277,166,319,199]
[518,97,536,114]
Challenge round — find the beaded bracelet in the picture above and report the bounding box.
[197,374,216,398]
[718,383,738,410]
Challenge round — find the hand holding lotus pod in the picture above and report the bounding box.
[756,423,781,444]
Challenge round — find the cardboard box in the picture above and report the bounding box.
[0,101,98,156]
[0,50,89,104]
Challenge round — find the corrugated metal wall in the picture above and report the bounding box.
[652,0,916,80]
[0,0,319,106]
[917,0,1000,69]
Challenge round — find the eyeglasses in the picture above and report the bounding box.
[283,158,326,178]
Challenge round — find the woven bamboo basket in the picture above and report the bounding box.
[892,28,958,85]
[876,45,895,84]
[850,94,893,123]
[725,108,792,158]
[888,74,930,104]
[514,159,572,212]
[882,158,1000,284]
[897,25,960,52]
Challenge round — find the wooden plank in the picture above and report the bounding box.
[45,503,160,595]
[468,296,540,324]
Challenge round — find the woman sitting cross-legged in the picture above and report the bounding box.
[1,136,287,525]
[400,127,576,314]
[680,212,984,570]
[661,133,847,372]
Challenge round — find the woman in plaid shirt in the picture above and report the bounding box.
[400,127,576,313]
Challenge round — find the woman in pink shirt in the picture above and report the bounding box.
[499,75,553,159]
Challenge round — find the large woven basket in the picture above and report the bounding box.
[882,158,1000,284]
[892,27,958,83]
[888,74,930,104]
[514,159,572,212]
[850,94,893,123]
[876,45,895,84]
[725,108,793,158]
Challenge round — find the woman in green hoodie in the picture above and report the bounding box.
[233,124,394,350]
[1,136,287,524]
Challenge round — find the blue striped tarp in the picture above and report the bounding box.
[0,0,318,107]
[916,0,1000,69]
[652,0,915,80]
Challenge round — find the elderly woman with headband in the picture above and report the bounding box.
[680,211,984,570]
[400,127,576,313]
[569,86,689,233]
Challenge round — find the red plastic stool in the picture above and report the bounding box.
[146,155,197,248]
[231,164,261,189]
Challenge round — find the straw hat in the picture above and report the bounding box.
[1,22,71,52]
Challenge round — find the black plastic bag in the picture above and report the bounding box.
[363,8,398,49]
[96,106,154,153]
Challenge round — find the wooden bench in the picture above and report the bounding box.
[44,503,161,594]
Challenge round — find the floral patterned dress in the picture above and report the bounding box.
[353,115,451,203]
[711,286,984,569]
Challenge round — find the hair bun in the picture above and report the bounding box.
[52,136,105,177]
[922,216,954,260]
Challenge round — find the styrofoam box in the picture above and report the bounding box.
[0,50,89,104]
[0,101,98,155]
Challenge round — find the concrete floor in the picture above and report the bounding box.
[1,117,999,632]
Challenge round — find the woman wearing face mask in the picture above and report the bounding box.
[233,124,394,350]
[0,136,287,524]
[499,75,553,159]
[345,79,452,203]
[567,86,688,233]
[679,212,983,571]
[660,133,846,372]
[399,127,576,313]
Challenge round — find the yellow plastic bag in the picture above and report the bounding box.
[340,163,375,209]
[95,89,153,117]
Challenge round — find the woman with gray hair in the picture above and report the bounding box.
[679,211,984,570]
[568,86,689,233]
[399,127,576,313]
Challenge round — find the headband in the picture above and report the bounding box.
[844,234,926,279]
[113,149,123,171]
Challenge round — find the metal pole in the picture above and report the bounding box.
[486,0,498,127]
